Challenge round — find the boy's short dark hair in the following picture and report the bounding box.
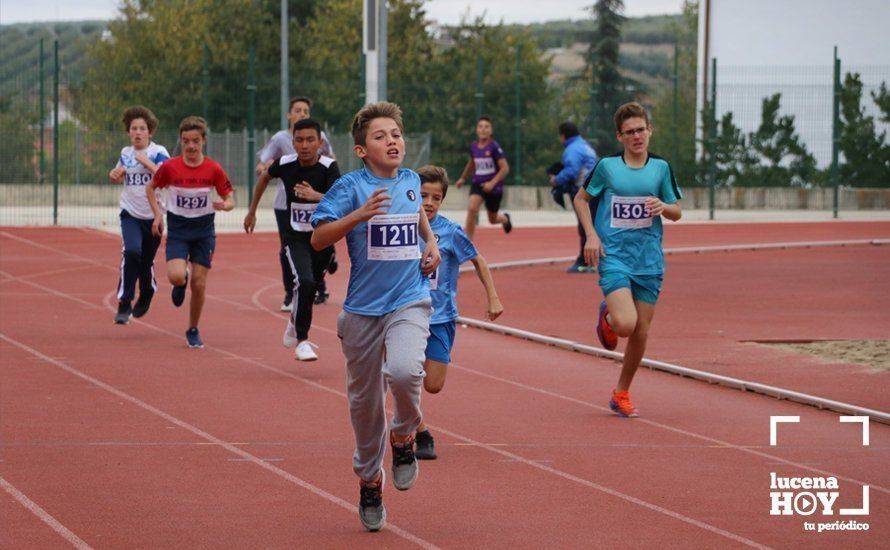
[293,118,321,137]
[122,105,158,133]
[613,102,650,132]
[558,121,579,139]
[478,115,493,124]
[289,96,312,110]
[417,165,449,198]
[179,116,208,138]
[351,102,404,147]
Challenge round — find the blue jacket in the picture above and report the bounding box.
[554,135,598,188]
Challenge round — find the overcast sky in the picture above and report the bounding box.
[0,0,684,25]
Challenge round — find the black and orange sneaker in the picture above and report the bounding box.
[609,389,639,418]
[359,471,386,531]
[596,300,618,350]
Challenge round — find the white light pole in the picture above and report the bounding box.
[363,0,387,104]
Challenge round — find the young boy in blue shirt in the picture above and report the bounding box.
[413,165,503,460]
[573,102,682,418]
[310,102,440,532]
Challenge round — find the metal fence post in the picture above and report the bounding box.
[75,122,81,185]
[39,38,45,185]
[475,54,484,120]
[514,45,522,185]
[247,47,256,200]
[708,57,717,221]
[53,40,59,225]
[671,43,679,169]
[831,46,841,219]
[202,43,209,122]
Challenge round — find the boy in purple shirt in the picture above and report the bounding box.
[455,116,513,239]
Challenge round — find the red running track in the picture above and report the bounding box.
[1,224,887,548]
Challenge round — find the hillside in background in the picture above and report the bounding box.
[0,21,105,100]
[0,13,680,102]
[520,14,679,89]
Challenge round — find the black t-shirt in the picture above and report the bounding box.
[267,154,340,236]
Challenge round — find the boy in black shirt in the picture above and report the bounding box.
[244,118,340,361]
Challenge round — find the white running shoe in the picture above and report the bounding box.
[295,340,318,361]
[283,320,298,348]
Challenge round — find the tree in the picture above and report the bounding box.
[77,0,284,132]
[745,94,816,186]
[650,0,698,186]
[712,111,756,186]
[872,82,890,123]
[839,73,889,187]
[587,0,626,155]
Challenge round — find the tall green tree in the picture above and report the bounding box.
[587,0,626,155]
[77,0,283,132]
[839,73,889,187]
[746,93,816,186]
[872,82,890,123]
[712,111,756,186]
[649,0,697,186]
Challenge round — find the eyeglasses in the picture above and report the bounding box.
[620,127,649,137]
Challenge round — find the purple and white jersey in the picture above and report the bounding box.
[470,140,505,193]
[115,142,170,219]
[258,129,336,210]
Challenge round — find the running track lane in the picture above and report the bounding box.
[1,227,887,548]
[455,245,890,412]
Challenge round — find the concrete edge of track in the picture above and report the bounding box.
[455,316,890,425]
[458,238,890,273]
[456,238,890,424]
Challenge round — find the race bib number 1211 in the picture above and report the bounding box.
[367,213,421,261]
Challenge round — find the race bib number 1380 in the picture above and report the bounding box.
[367,213,421,261]
[610,196,653,229]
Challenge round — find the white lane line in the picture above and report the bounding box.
[457,316,890,424]
[0,334,439,550]
[1,476,93,549]
[447,360,889,494]
[7,266,766,547]
[7,231,889,492]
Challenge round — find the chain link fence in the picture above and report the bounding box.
[1,40,888,228]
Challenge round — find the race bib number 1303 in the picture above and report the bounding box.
[367,213,421,261]
[610,196,653,229]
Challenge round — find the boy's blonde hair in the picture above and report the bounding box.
[613,102,650,132]
[417,165,449,198]
[179,115,208,138]
[122,105,158,133]
[351,102,404,147]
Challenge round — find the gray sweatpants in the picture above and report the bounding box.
[337,299,431,482]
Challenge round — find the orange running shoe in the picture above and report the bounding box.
[609,389,639,418]
[596,300,618,350]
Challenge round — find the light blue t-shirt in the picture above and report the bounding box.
[585,153,682,276]
[312,167,430,316]
[423,215,478,324]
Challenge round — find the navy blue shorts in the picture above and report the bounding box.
[424,320,456,364]
[166,213,216,268]
[469,184,503,213]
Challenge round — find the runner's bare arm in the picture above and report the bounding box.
[311,188,391,251]
[244,172,272,233]
[469,254,503,321]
